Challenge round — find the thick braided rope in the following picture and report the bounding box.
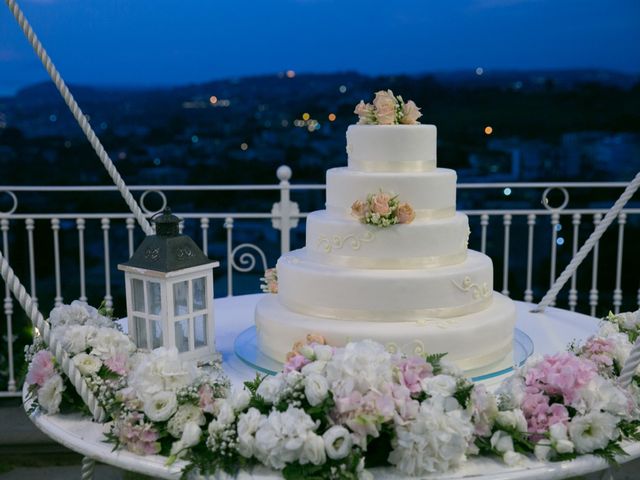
[5,0,153,236]
[81,457,96,480]
[534,170,640,312]
[0,249,105,421]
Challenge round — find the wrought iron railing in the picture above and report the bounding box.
[0,166,638,396]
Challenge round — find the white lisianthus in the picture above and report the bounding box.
[549,423,574,454]
[256,374,285,404]
[167,404,206,438]
[616,310,640,330]
[170,421,202,458]
[495,409,528,433]
[143,391,178,422]
[300,432,326,465]
[237,407,264,458]
[574,376,630,417]
[216,400,236,426]
[61,325,97,354]
[534,440,552,461]
[72,352,102,376]
[230,388,251,411]
[490,430,515,454]
[420,374,458,397]
[323,425,353,460]
[503,451,526,466]
[301,360,327,376]
[38,374,65,414]
[598,321,620,337]
[313,344,333,361]
[304,373,329,407]
[568,411,619,454]
[298,345,315,360]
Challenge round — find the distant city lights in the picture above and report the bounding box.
[49,114,57,122]
[484,126,493,135]
[281,119,289,127]
[286,70,296,78]
[118,151,127,160]
[555,224,562,231]
[100,122,108,130]
[240,142,249,151]
[64,140,72,148]
[153,157,161,165]
[302,112,310,121]
[339,85,347,93]
[556,237,565,246]
[191,135,199,143]
[475,67,484,76]
[503,187,512,196]
[328,113,336,122]
[209,95,218,104]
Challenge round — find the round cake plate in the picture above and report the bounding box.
[234,326,533,382]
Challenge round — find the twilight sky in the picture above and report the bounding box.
[1,0,639,95]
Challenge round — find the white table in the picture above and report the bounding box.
[23,294,640,479]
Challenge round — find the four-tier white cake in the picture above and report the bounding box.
[255,101,516,373]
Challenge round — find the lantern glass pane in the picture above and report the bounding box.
[132,278,145,312]
[147,281,162,315]
[193,277,206,311]
[194,314,207,348]
[173,281,189,316]
[174,319,189,352]
[151,320,163,349]
[133,316,147,349]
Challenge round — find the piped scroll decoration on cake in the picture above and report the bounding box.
[317,231,376,253]
[452,276,491,300]
[351,190,415,228]
[354,90,422,125]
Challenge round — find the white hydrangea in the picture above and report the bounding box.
[568,411,619,454]
[573,376,630,417]
[72,352,102,376]
[88,328,135,361]
[49,301,93,328]
[389,399,474,475]
[420,374,458,398]
[496,375,526,410]
[495,409,528,433]
[253,406,319,470]
[60,324,97,354]
[236,407,265,458]
[129,347,197,399]
[143,391,178,422]
[167,404,206,438]
[38,374,65,414]
[300,432,326,465]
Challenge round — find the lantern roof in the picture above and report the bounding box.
[118,208,216,274]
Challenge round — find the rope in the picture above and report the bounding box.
[0,249,106,422]
[81,457,96,480]
[5,0,154,236]
[533,171,640,312]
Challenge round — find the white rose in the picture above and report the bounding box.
[420,374,458,397]
[301,360,327,376]
[38,374,65,414]
[143,391,178,422]
[256,374,285,404]
[72,352,102,376]
[300,432,326,465]
[534,441,552,461]
[490,430,514,454]
[617,311,640,330]
[568,412,619,454]
[323,425,352,460]
[237,407,264,458]
[304,373,329,407]
[313,344,333,361]
[549,423,574,454]
[496,409,528,432]
[230,388,251,411]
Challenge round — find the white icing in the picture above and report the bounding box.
[276,249,493,320]
[255,292,516,368]
[306,211,470,269]
[325,167,456,217]
[346,125,437,172]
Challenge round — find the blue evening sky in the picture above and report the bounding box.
[1,0,639,95]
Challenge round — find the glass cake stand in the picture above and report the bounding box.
[234,326,533,382]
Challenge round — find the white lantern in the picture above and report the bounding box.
[118,209,219,362]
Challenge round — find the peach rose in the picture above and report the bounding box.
[354,101,375,125]
[401,100,422,124]
[373,90,398,125]
[397,202,416,224]
[351,199,367,219]
[306,333,326,345]
[292,340,305,354]
[371,192,391,215]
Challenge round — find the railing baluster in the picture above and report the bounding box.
[549,212,560,307]
[25,218,37,307]
[1,219,16,392]
[77,218,87,302]
[501,214,511,297]
[201,217,209,256]
[589,213,602,317]
[568,213,581,312]
[613,213,626,314]
[126,217,135,258]
[225,217,234,297]
[524,214,536,303]
[51,218,63,307]
[101,218,112,309]
[278,166,292,255]
[480,214,489,254]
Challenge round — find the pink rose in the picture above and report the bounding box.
[373,90,398,125]
[354,101,375,124]
[400,100,422,124]
[370,192,391,215]
[396,202,416,224]
[198,384,216,414]
[284,353,309,373]
[26,350,55,386]
[351,200,367,220]
[306,333,326,345]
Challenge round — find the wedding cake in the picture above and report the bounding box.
[255,91,516,373]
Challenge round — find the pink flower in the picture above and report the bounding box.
[350,200,367,220]
[400,100,422,124]
[26,350,56,387]
[104,353,128,375]
[198,384,216,414]
[284,353,310,373]
[373,90,398,125]
[115,414,161,456]
[396,202,416,224]
[306,333,326,345]
[370,193,392,216]
[547,403,569,427]
[354,101,375,124]
[581,337,616,369]
[395,356,433,394]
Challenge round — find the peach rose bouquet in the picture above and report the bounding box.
[350,190,415,227]
[354,90,423,125]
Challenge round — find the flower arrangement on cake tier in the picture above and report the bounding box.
[354,90,422,125]
[351,191,415,228]
[25,302,640,479]
[260,267,278,294]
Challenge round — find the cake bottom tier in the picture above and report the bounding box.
[255,292,516,371]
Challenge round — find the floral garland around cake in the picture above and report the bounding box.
[24,303,640,479]
[260,267,278,294]
[351,191,415,228]
[354,90,422,125]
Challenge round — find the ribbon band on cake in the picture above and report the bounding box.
[349,158,436,172]
[307,250,467,269]
[326,205,456,221]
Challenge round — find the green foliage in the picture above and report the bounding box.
[424,352,447,375]
[454,380,474,409]
[282,450,364,480]
[181,442,256,480]
[619,419,640,441]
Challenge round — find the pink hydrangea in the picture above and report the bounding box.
[26,350,56,386]
[581,336,616,370]
[395,355,433,394]
[115,412,161,455]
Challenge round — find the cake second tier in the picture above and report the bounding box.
[277,248,493,322]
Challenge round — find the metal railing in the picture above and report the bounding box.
[0,166,638,396]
